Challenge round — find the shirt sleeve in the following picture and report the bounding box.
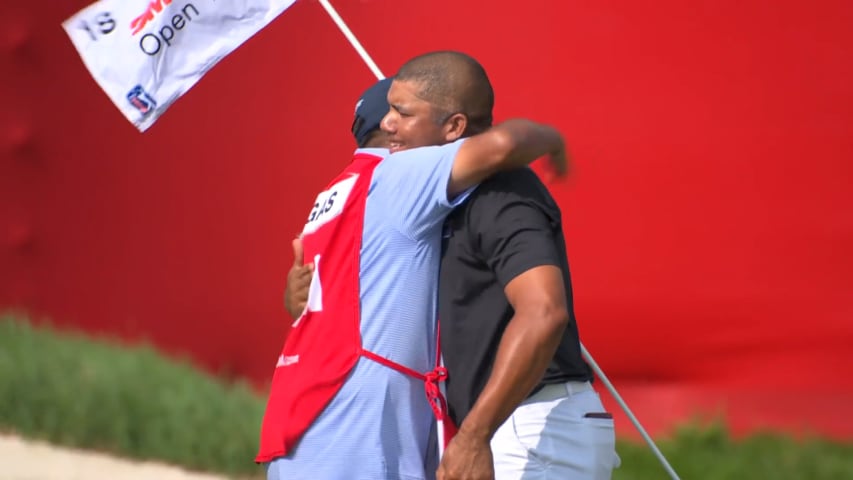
[471,172,563,287]
[373,138,473,239]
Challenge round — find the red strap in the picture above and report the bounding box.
[358,322,451,421]
[359,348,426,381]
[359,348,450,421]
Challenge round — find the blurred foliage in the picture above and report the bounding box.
[614,420,853,480]
[0,313,265,478]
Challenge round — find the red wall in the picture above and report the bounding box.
[2,0,852,440]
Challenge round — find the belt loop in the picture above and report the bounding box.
[564,381,590,396]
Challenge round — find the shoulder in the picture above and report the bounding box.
[380,139,466,169]
[467,168,559,215]
[356,147,390,159]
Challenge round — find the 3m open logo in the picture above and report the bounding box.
[130,0,173,35]
[302,175,357,235]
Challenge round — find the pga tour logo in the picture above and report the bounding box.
[126,84,157,115]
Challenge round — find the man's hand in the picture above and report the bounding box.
[283,237,313,319]
[436,430,494,480]
[540,141,571,183]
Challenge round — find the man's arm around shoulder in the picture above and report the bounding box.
[447,119,567,198]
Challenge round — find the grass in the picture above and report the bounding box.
[613,422,853,479]
[1,313,851,479]
[0,313,266,477]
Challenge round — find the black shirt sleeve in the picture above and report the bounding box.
[469,170,563,287]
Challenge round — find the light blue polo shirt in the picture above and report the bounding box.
[267,138,468,480]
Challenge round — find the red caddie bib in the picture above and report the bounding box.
[256,152,454,463]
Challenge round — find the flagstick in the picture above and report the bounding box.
[316,2,680,479]
[317,0,386,80]
[581,343,681,480]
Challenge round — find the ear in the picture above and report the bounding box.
[442,113,468,142]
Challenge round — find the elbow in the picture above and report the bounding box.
[516,301,570,336]
[486,127,522,166]
[535,299,570,334]
[543,307,570,334]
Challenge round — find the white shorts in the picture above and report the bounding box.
[491,381,621,480]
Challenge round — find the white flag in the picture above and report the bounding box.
[63,0,298,132]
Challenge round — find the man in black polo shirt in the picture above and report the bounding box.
[285,51,618,480]
[435,166,619,480]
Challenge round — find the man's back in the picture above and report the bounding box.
[264,141,469,480]
[439,167,592,425]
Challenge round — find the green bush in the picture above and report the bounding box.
[613,421,853,480]
[1,313,851,479]
[0,314,265,477]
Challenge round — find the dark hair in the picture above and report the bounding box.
[395,51,494,135]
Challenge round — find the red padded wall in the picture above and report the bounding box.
[2,0,851,440]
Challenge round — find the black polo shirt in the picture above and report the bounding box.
[439,167,592,426]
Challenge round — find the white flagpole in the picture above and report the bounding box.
[317,0,386,81]
[581,343,681,480]
[315,2,681,479]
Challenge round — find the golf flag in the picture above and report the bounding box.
[63,0,298,132]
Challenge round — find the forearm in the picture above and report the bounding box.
[284,268,312,319]
[448,119,565,196]
[284,288,302,319]
[457,310,568,441]
[493,119,564,169]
